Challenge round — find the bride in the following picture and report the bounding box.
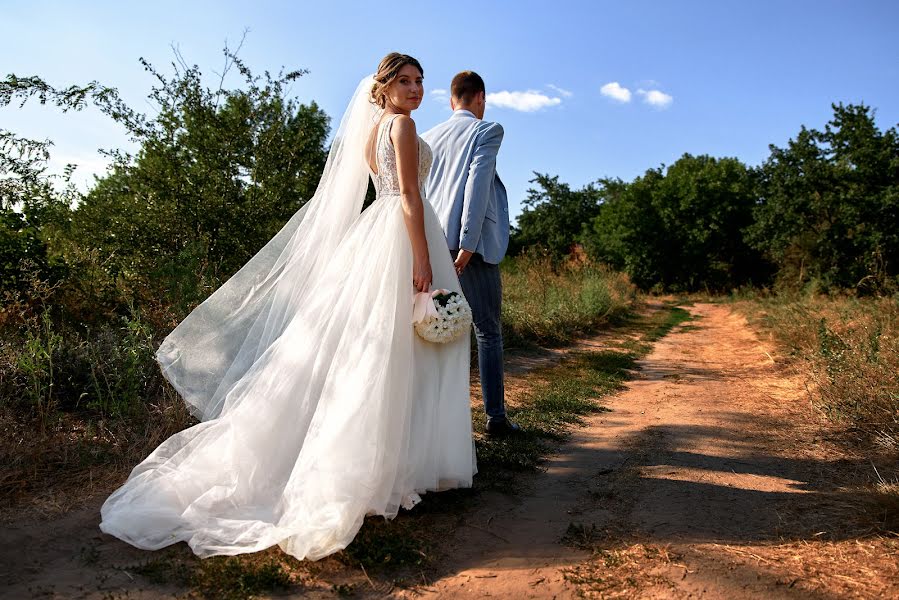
[99,53,476,560]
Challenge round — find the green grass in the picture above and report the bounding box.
[473,303,686,481]
[643,306,694,342]
[501,252,637,348]
[340,517,431,569]
[130,552,292,600]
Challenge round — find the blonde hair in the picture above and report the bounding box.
[370,52,424,109]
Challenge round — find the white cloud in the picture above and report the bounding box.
[546,83,573,98]
[638,89,673,108]
[600,82,632,103]
[47,153,113,193]
[486,90,562,112]
[430,88,451,111]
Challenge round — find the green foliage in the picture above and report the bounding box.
[84,315,158,417]
[747,103,899,293]
[584,168,666,287]
[341,519,430,569]
[3,310,165,419]
[500,249,636,347]
[475,304,686,481]
[1,45,330,314]
[473,351,626,477]
[0,209,50,291]
[193,556,292,600]
[516,103,896,295]
[66,51,330,306]
[131,554,292,600]
[1,77,115,302]
[642,306,694,343]
[510,173,606,258]
[16,312,62,431]
[0,129,78,296]
[587,154,765,291]
[0,130,51,205]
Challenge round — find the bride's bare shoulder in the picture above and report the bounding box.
[389,114,418,145]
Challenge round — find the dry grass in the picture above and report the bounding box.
[0,385,193,520]
[501,252,637,348]
[560,531,682,600]
[710,538,899,599]
[736,294,899,536]
[738,295,899,451]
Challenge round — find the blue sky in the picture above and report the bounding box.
[2,0,897,221]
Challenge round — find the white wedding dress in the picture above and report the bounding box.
[99,78,476,561]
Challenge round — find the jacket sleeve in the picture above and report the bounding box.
[459,122,504,252]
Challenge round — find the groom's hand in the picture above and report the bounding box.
[454,249,474,275]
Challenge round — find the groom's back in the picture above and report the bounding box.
[422,114,500,239]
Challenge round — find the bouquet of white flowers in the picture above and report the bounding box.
[412,289,472,344]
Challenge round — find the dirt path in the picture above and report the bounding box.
[415,303,898,599]
[2,303,896,599]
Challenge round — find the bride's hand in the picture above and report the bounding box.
[413,254,432,292]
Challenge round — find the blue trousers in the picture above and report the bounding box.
[458,253,506,422]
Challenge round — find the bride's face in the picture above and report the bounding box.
[385,64,424,113]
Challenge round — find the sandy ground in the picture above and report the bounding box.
[406,303,898,599]
[2,303,896,599]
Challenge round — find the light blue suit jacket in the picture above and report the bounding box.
[421,110,510,265]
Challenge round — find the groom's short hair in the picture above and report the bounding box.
[451,71,485,104]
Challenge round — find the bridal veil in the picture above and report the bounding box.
[156,75,380,421]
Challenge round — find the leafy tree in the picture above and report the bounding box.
[72,51,330,297]
[0,129,76,295]
[587,154,763,291]
[747,103,899,292]
[2,45,330,309]
[511,173,606,258]
[585,168,667,288]
[655,154,764,290]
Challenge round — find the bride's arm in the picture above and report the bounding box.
[391,115,432,293]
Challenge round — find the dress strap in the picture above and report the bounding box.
[378,113,401,152]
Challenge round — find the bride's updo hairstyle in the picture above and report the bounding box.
[371,52,424,109]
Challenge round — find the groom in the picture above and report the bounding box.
[422,71,519,437]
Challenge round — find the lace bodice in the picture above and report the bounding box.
[368,114,433,198]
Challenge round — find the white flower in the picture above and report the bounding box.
[414,291,472,344]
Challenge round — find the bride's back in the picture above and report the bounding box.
[367,114,432,200]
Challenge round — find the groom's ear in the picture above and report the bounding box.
[476,91,487,117]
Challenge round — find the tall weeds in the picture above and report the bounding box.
[501,250,636,347]
[0,305,192,510]
[746,295,899,451]
[16,312,62,433]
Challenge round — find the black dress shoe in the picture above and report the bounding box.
[486,418,522,437]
